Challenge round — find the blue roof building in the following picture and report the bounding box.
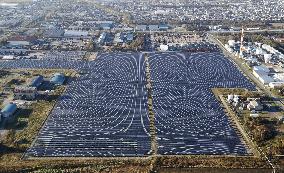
[126,33,134,41]
[1,103,17,118]
[159,24,169,31]
[51,73,65,85]
[100,23,113,30]
[136,25,147,31]
[29,75,43,88]
[148,25,159,31]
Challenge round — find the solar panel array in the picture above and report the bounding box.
[42,51,86,60]
[24,52,152,157]
[148,52,255,155]
[0,50,255,157]
[0,59,88,70]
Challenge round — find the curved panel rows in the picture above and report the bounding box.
[148,52,255,155]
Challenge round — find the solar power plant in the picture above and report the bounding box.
[148,52,255,155]
[23,52,152,157]
[0,50,256,157]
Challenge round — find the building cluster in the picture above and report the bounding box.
[135,24,170,31]
[149,33,218,51]
[102,0,284,24]
[227,94,263,118]
[0,73,65,124]
[0,2,43,28]
[225,40,284,88]
[0,0,140,57]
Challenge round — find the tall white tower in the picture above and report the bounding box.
[239,26,245,58]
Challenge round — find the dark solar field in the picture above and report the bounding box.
[148,52,255,155]
[0,51,255,157]
[26,53,152,157]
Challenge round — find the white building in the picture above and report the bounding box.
[269,82,284,89]
[64,30,88,37]
[255,48,263,55]
[228,40,236,47]
[227,94,234,102]
[247,100,263,111]
[264,54,272,63]
[253,66,274,85]
[2,55,15,60]
[160,45,169,51]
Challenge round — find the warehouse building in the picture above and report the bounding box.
[7,35,36,47]
[252,65,274,85]
[258,75,274,85]
[1,103,17,119]
[64,30,88,37]
[14,86,37,100]
[29,75,44,88]
[136,25,147,31]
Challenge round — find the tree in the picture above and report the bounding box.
[252,124,275,143]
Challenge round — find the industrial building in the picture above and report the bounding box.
[7,35,36,47]
[252,66,274,85]
[113,32,134,44]
[51,73,65,85]
[1,103,17,119]
[64,30,88,37]
[14,86,37,100]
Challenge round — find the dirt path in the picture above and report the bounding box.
[144,53,158,155]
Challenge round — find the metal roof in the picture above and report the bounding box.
[29,75,43,88]
[51,73,65,85]
[1,103,17,115]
